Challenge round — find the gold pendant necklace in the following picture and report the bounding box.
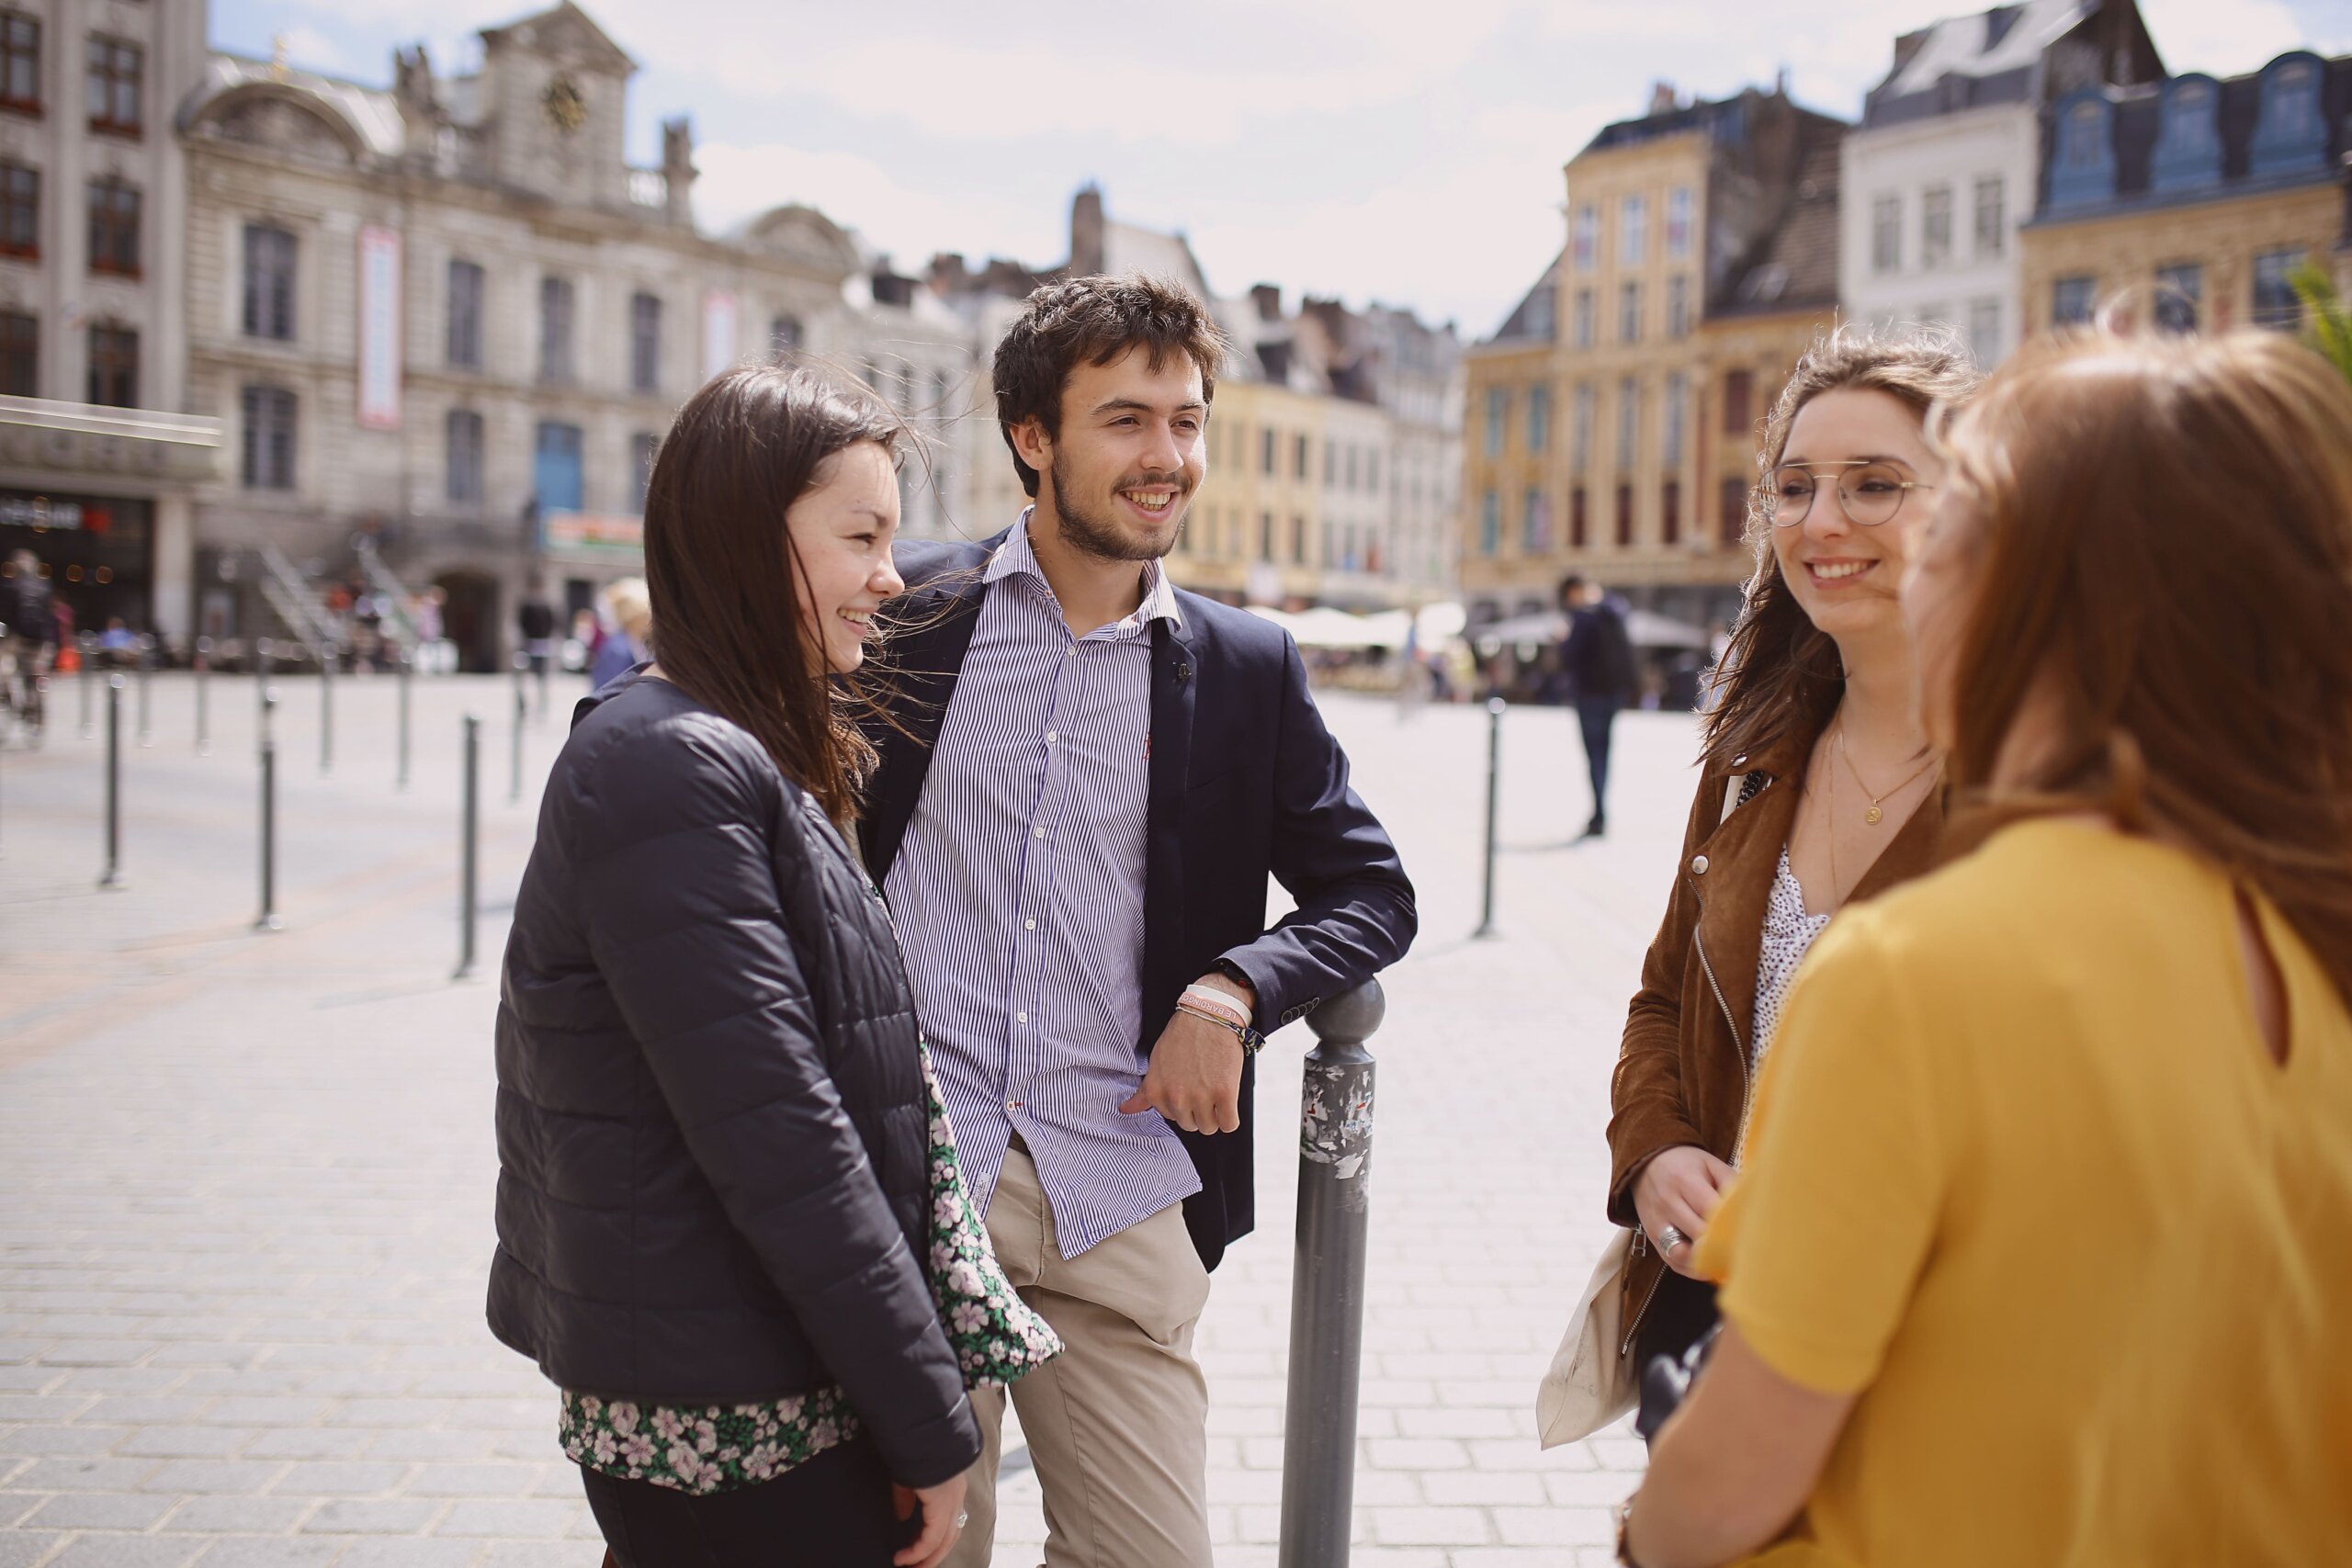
[1835,724,1939,828]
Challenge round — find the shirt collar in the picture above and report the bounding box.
[985,508,1185,632]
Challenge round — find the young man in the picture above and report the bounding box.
[1558,572,1637,838]
[860,275,1417,1567]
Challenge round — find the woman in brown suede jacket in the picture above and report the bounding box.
[1606,331,1979,1436]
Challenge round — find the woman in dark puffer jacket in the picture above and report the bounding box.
[491,366,1047,1567]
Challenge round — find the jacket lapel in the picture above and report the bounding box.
[1138,612,1200,1050]
[861,570,989,883]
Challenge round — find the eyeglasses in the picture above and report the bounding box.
[1764,461,1935,528]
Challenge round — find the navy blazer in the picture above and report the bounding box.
[858,528,1418,1270]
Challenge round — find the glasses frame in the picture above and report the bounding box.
[1764,458,1936,528]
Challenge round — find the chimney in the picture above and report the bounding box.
[1069,185,1105,276]
[1891,27,1931,75]
[661,117,697,230]
[1648,80,1679,116]
[1250,283,1283,321]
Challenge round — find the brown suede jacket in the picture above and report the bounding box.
[1604,720,1944,1352]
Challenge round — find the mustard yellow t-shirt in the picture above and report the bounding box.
[1693,819,2352,1568]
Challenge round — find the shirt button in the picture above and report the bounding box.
[1046,730,1057,744]
[1690,854,1710,875]
[1024,919,1036,931]
[1034,826,1046,839]
[1005,1099,1020,1111]
[1016,1011,1028,1024]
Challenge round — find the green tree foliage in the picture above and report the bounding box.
[2292,260,2352,389]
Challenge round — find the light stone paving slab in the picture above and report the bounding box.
[2,675,1684,1565]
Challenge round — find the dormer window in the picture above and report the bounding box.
[2150,77,2222,192]
[2250,54,2326,177]
[2049,92,2117,213]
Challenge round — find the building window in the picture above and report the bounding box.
[631,432,658,511]
[1295,433,1309,480]
[1723,369,1752,437]
[1619,194,1646,266]
[1916,300,1951,331]
[1569,487,1589,548]
[1973,175,2005,259]
[1572,288,1594,349]
[629,290,661,394]
[1663,372,1686,468]
[0,14,37,116]
[2252,248,2304,331]
[2251,57,2325,176]
[2154,263,2202,334]
[86,179,138,276]
[1967,298,2002,363]
[1666,186,1692,261]
[2151,78,2222,192]
[85,322,134,407]
[1613,483,1634,547]
[242,385,297,490]
[1661,480,1681,546]
[1259,509,1274,560]
[1667,275,1690,338]
[1720,477,1748,547]
[447,259,482,369]
[0,308,32,395]
[1573,204,1598,272]
[0,161,36,259]
[771,314,803,355]
[1618,281,1641,344]
[1485,387,1508,457]
[539,276,576,383]
[445,409,484,504]
[1921,185,1952,269]
[2052,275,2097,327]
[1571,383,1593,473]
[1479,490,1498,555]
[2051,95,2117,210]
[1871,195,1900,274]
[1615,376,1638,470]
[242,224,296,341]
[1261,426,1276,475]
[1522,488,1549,554]
[534,420,584,513]
[85,37,140,138]
[1527,384,1551,453]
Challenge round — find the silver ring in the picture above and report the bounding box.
[1657,1224,1689,1254]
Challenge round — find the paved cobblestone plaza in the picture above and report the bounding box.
[1,671,1709,1567]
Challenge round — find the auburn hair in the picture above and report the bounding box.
[1703,326,1982,770]
[1935,327,2352,1009]
[640,364,899,827]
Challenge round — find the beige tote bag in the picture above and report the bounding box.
[1535,1228,1636,1447]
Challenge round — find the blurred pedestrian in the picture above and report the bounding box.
[861,274,1416,1568]
[1620,328,2352,1564]
[588,577,651,690]
[492,366,1057,1568]
[1559,573,1636,836]
[1579,331,1978,1449]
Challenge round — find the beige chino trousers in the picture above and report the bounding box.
[943,1144,1214,1568]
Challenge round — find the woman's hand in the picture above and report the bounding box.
[1633,1145,1736,1277]
[892,1473,968,1568]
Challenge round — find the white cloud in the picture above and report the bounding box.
[2141,0,2339,72]
[275,23,348,72]
[692,141,1061,273]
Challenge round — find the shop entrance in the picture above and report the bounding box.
[0,492,155,640]
[435,570,503,673]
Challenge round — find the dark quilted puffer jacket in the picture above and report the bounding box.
[488,673,979,1489]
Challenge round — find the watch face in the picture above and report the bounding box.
[542,73,587,133]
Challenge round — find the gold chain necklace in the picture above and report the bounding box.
[1835,724,1940,827]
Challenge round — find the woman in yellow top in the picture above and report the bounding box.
[1617,327,2352,1568]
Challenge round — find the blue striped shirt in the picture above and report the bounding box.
[883,516,1200,1258]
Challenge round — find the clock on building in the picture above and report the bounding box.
[541,73,587,134]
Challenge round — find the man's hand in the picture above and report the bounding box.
[1119,972,1256,1134]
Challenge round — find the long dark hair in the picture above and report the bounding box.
[642,364,901,826]
[1702,327,1982,770]
[1937,328,2352,1010]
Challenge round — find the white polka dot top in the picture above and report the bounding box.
[1752,845,1833,1071]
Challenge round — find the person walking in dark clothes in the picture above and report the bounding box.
[1559,573,1636,837]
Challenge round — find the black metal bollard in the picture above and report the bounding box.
[1279,979,1385,1568]
[509,665,526,806]
[319,640,335,776]
[456,715,481,980]
[98,674,125,889]
[1474,696,1503,938]
[78,635,95,738]
[256,637,274,724]
[256,688,281,931]
[135,635,153,747]
[195,636,212,756]
[395,648,413,792]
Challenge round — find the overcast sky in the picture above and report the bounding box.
[210,0,2352,338]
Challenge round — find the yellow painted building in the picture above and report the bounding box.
[2019,52,2349,339]
[1462,84,1847,630]
[1176,378,1326,604]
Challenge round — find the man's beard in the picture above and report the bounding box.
[1048,449,1186,563]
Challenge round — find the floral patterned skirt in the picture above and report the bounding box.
[560,1046,1061,1495]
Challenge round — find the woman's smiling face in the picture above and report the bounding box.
[1766,388,1945,646]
